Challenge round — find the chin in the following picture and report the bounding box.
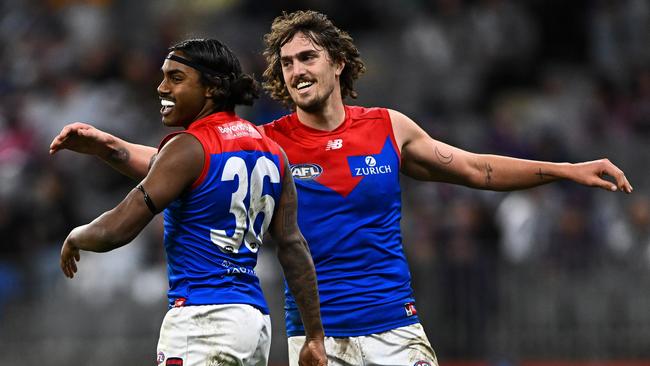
[298,102,323,113]
[161,116,176,127]
[297,98,326,113]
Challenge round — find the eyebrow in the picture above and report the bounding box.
[280,49,319,62]
[161,68,187,76]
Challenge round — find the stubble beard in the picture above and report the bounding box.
[293,86,332,114]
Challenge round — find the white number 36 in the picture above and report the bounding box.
[210,156,280,254]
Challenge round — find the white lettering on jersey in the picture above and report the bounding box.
[353,155,392,176]
[216,122,262,140]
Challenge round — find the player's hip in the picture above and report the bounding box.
[157,304,271,366]
[287,322,437,366]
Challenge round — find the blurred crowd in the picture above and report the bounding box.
[0,0,648,365]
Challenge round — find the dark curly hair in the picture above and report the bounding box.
[262,10,366,109]
[170,38,259,112]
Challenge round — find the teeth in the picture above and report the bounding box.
[161,100,175,107]
[297,81,313,89]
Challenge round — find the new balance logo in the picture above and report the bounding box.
[325,139,343,150]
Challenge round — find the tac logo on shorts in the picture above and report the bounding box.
[156,352,165,364]
[405,302,418,317]
[414,361,431,366]
[166,357,183,366]
[291,163,323,180]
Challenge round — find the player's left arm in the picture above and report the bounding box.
[390,109,633,193]
[269,150,327,366]
[60,133,204,278]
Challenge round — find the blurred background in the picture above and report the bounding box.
[0,0,649,365]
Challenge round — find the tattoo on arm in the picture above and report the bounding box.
[275,159,321,336]
[484,163,493,187]
[434,146,454,165]
[535,168,558,181]
[108,147,129,164]
[279,240,320,335]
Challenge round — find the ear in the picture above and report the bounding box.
[335,61,345,77]
[205,86,216,98]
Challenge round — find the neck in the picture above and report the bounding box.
[295,94,346,132]
[186,105,223,129]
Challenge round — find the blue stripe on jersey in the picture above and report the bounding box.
[284,138,419,336]
[163,150,282,313]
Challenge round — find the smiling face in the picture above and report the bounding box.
[279,32,344,113]
[157,51,215,128]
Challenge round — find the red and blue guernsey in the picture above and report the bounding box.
[160,111,285,313]
[263,105,419,337]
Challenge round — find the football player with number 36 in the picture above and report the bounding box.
[54,39,327,366]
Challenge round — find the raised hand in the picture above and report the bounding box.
[49,122,114,157]
[571,158,633,193]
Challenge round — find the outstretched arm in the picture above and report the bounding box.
[270,151,327,366]
[60,133,203,278]
[390,109,633,193]
[49,122,158,180]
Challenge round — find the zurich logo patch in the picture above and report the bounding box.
[291,163,323,180]
[349,154,392,176]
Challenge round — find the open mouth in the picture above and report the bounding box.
[296,81,314,90]
[160,99,175,116]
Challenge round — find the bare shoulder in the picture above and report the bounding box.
[387,109,425,151]
[155,133,204,172]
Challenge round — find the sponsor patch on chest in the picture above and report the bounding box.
[348,155,393,176]
[216,122,261,139]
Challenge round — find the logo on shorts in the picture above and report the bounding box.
[173,298,186,307]
[414,361,431,366]
[405,302,418,317]
[166,357,183,366]
[157,352,165,364]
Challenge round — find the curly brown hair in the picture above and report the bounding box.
[262,10,366,109]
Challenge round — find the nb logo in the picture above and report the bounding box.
[325,139,343,150]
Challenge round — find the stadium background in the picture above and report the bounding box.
[0,0,648,365]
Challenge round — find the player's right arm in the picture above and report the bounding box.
[59,133,203,278]
[270,150,327,366]
[49,122,157,180]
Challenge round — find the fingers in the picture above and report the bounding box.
[600,160,633,194]
[49,122,92,154]
[60,247,80,279]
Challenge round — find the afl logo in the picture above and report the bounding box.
[365,156,377,167]
[414,362,431,366]
[291,163,323,180]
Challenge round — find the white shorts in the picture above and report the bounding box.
[156,304,271,366]
[288,323,438,366]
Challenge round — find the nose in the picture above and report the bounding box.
[157,77,169,96]
[293,61,307,77]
